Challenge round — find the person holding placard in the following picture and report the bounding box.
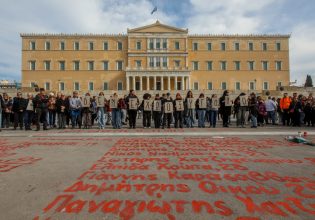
[195,93,207,128]
[248,92,258,128]
[209,94,219,128]
[184,90,194,128]
[97,92,106,129]
[219,90,232,128]
[125,90,139,129]
[111,93,120,129]
[234,93,247,128]
[162,93,173,129]
[81,93,93,129]
[152,94,162,129]
[69,91,82,129]
[173,93,184,128]
[140,93,152,128]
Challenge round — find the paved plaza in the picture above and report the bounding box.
[1,127,315,220]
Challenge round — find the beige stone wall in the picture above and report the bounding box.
[21,22,290,93]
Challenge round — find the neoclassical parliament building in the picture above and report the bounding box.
[21,21,290,93]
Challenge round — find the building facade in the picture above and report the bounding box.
[21,21,290,93]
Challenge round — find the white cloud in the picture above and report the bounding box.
[0,0,315,86]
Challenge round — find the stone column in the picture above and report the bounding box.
[174,76,177,90]
[188,76,191,90]
[182,76,185,91]
[140,76,143,91]
[161,76,164,91]
[146,76,150,91]
[154,76,156,90]
[168,76,170,90]
[132,76,136,90]
[126,76,129,91]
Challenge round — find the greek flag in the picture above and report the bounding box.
[151,6,157,14]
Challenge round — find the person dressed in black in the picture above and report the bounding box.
[33,88,49,131]
[162,93,173,129]
[125,90,139,129]
[219,90,231,127]
[56,94,68,129]
[173,93,184,128]
[12,92,26,130]
[152,94,162,128]
[140,93,152,128]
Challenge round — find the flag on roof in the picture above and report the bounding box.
[151,6,157,14]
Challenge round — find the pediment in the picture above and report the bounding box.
[128,21,188,34]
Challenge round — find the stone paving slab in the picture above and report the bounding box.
[0,131,315,220]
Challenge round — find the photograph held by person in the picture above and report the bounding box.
[24,93,34,130]
[12,92,25,130]
[219,90,231,128]
[33,88,49,131]
[125,90,139,129]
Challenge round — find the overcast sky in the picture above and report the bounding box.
[1,0,314,85]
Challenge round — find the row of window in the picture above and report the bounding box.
[29,41,123,51]
[37,81,282,92]
[29,60,283,71]
[192,42,282,51]
[29,60,123,71]
[28,40,282,52]
[192,61,283,71]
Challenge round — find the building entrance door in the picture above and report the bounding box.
[156,81,161,90]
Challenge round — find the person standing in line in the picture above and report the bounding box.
[140,93,152,128]
[33,88,49,131]
[81,93,93,129]
[265,96,277,125]
[219,90,231,128]
[97,92,106,129]
[111,93,121,129]
[209,94,218,128]
[195,93,206,128]
[280,93,291,126]
[184,90,194,128]
[152,94,162,129]
[121,95,128,125]
[56,94,67,129]
[248,93,258,128]
[69,91,82,129]
[257,96,267,126]
[12,92,26,130]
[2,93,12,129]
[234,93,247,128]
[23,93,34,130]
[162,93,173,129]
[125,90,139,129]
[173,93,184,128]
[47,93,57,129]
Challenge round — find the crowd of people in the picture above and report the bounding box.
[0,88,314,132]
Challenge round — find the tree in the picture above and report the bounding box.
[304,75,313,87]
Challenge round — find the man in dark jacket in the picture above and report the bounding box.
[12,92,26,130]
[125,90,139,129]
[33,88,49,131]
